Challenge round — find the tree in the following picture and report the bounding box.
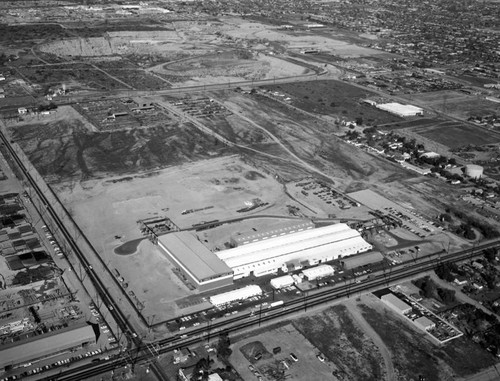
[190,357,211,381]
[435,263,455,282]
[421,278,437,298]
[216,332,232,360]
[437,288,456,304]
[484,248,497,263]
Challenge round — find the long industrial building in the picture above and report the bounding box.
[216,223,372,279]
[0,323,95,370]
[158,232,234,291]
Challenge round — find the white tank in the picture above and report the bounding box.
[465,164,483,179]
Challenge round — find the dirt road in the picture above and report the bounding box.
[345,297,396,381]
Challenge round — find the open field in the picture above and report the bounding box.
[400,90,500,119]
[262,79,403,125]
[360,296,496,380]
[17,63,127,93]
[406,119,500,149]
[216,88,415,190]
[10,115,232,182]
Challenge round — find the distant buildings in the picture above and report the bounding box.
[376,102,424,117]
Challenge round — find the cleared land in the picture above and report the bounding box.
[10,114,232,182]
[231,305,384,381]
[293,305,384,381]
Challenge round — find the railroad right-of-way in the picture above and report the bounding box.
[37,238,500,381]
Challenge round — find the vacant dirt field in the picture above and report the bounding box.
[232,322,354,381]
[10,118,233,182]
[293,305,385,381]
[217,89,415,191]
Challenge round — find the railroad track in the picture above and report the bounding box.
[0,130,167,380]
[37,239,500,381]
[2,119,499,381]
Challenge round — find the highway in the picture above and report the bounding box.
[0,67,328,114]
[33,238,500,381]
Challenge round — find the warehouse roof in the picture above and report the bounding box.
[217,224,369,269]
[414,316,435,329]
[381,293,411,313]
[0,323,95,368]
[158,232,233,283]
[209,285,262,307]
[376,102,423,117]
[302,265,334,279]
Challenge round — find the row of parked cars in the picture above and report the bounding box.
[42,225,63,257]
[0,349,105,381]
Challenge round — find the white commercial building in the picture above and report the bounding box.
[216,224,372,279]
[376,102,423,117]
[301,265,335,281]
[270,275,295,290]
[209,285,262,307]
[381,293,412,314]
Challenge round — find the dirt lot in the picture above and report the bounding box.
[231,317,378,381]
[293,305,384,381]
[10,115,233,182]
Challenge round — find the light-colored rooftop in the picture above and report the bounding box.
[376,102,423,117]
[217,224,370,268]
[0,323,95,368]
[158,232,233,283]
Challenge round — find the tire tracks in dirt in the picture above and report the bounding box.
[345,297,396,381]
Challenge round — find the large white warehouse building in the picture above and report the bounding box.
[216,223,372,279]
